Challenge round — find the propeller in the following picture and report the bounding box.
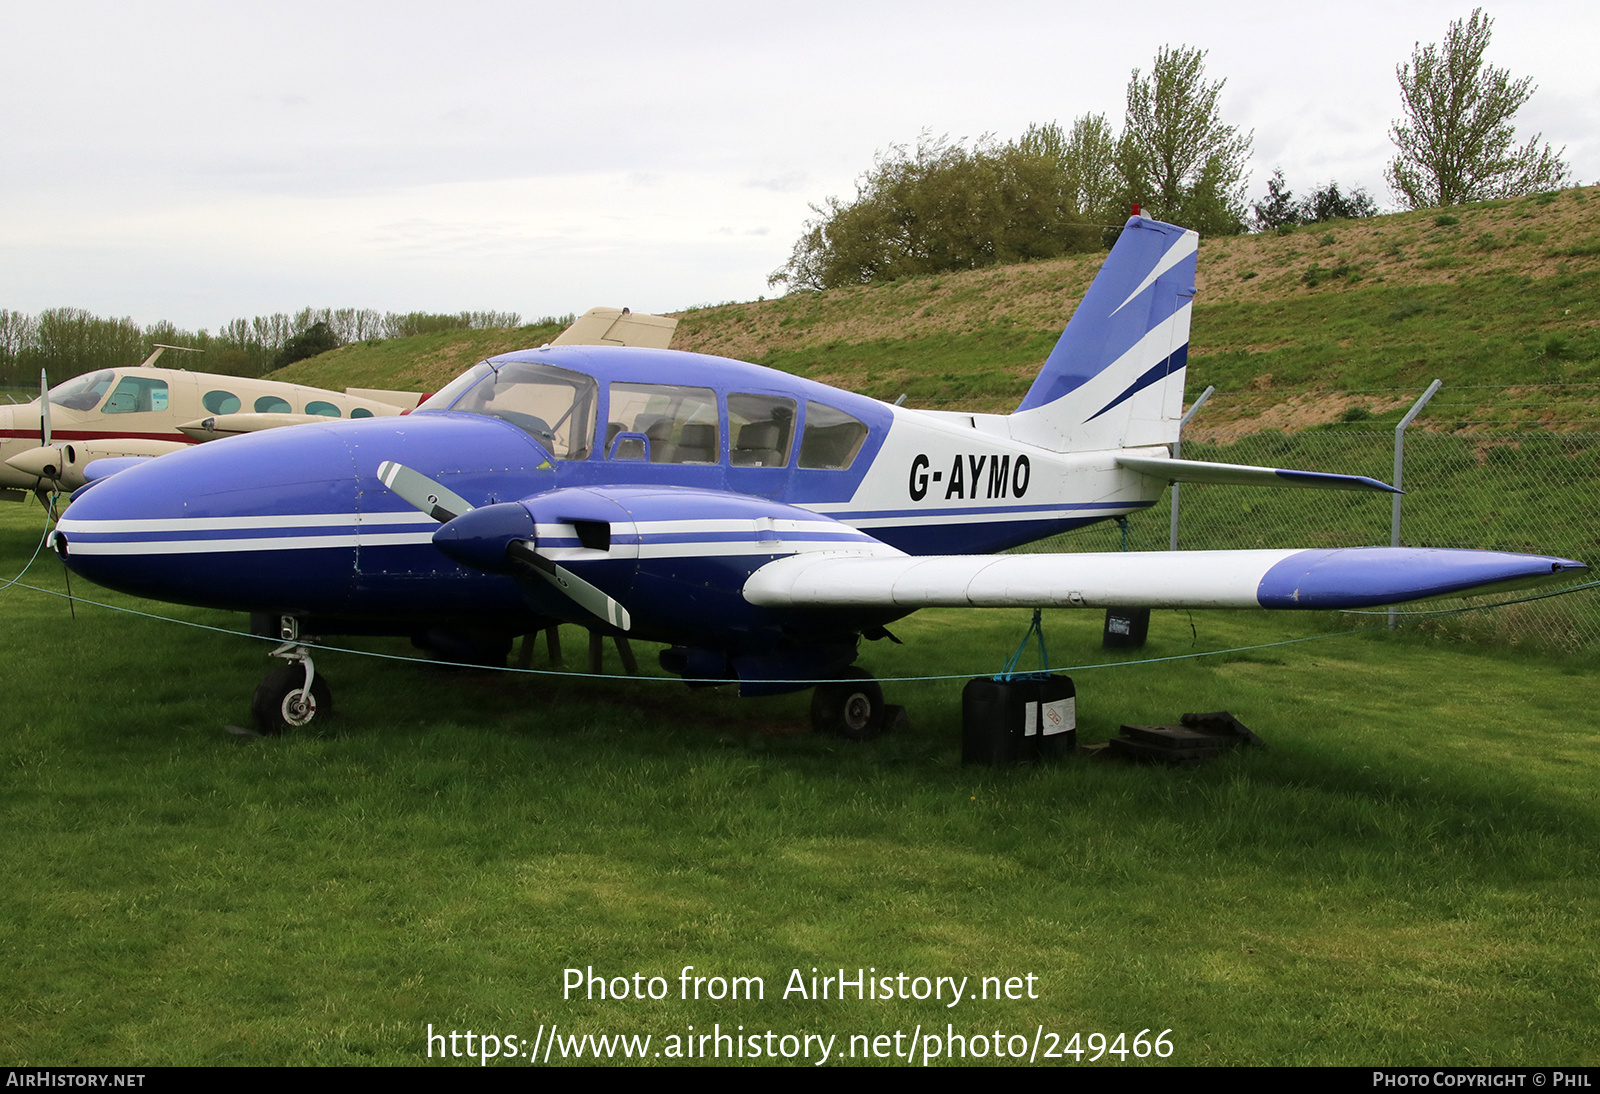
[375,461,631,631]
[39,368,51,447]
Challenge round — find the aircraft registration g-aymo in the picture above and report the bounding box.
[51,216,1585,736]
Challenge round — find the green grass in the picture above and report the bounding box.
[1189,272,1600,394]
[3,501,1598,1065]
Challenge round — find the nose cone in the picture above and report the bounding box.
[7,445,66,479]
[431,503,538,572]
[56,422,363,610]
[55,414,554,614]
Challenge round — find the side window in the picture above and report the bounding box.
[349,407,374,419]
[305,401,341,417]
[103,377,169,414]
[799,401,869,470]
[607,383,719,464]
[202,390,241,415]
[255,395,292,414]
[729,393,796,468]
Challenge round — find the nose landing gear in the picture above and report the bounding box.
[251,617,333,736]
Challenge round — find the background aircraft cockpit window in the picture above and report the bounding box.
[103,376,170,414]
[799,401,869,470]
[449,361,598,460]
[729,393,797,467]
[47,370,116,411]
[349,407,374,419]
[607,383,719,464]
[254,395,292,414]
[202,390,241,415]
[306,401,341,417]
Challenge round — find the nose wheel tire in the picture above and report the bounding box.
[252,664,333,736]
[810,669,885,741]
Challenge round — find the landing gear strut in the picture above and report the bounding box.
[810,668,895,741]
[251,617,332,736]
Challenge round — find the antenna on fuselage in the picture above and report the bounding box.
[136,344,203,369]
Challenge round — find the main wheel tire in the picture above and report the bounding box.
[251,664,333,737]
[810,669,885,741]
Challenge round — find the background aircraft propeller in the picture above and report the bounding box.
[39,369,51,448]
[375,460,631,631]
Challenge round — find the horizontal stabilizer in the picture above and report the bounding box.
[745,548,1584,611]
[1115,455,1399,493]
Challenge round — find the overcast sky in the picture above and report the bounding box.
[3,0,1595,332]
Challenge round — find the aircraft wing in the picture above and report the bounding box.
[744,548,1585,611]
[1115,455,1398,493]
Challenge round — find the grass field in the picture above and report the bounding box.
[3,500,1597,1066]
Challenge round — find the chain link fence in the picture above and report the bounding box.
[1022,411,1600,651]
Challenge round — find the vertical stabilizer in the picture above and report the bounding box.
[1009,217,1197,452]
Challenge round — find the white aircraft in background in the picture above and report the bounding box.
[1,307,678,498]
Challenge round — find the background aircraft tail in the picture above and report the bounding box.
[1008,216,1198,453]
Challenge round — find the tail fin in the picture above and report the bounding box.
[1009,216,1197,452]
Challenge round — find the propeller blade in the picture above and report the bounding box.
[39,369,51,448]
[507,540,632,631]
[381,461,632,631]
[376,461,474,523]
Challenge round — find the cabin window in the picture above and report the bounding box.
[48,370,116,411]
[799,401,869,470]
[607,383,719,464]
[448,360,598,460]
[728,393,796,468]
[306,401,341,417]
[254,395,292,414]
[202,390,241,415]
[103,377,169,414]
[350,407,374,419]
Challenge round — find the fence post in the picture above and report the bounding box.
[1389,379,1443,628]
[1170,385,1214,550]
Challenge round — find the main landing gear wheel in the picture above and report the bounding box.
[810,668,886,741]
[251,664,333,736]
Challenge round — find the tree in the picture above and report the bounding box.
[1059,113,1121,225]
[1386,8,1569,209]
[1251,168,1300,230]
[1117,45,1253,235]
[1301,181,1378,222]
[274,321,339,369]
[1252,171,1379,230]
[767,132,1099,291]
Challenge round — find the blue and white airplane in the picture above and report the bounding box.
[50,216,1585,736]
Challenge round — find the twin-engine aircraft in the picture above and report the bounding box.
[1,307,678,498]
[51,217,1585,736]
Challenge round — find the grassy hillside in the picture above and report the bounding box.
[268,318,570,397]
[271,187,1600,431]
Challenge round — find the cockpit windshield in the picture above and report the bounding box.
[47,370,116,411]
[420,360,599,460]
